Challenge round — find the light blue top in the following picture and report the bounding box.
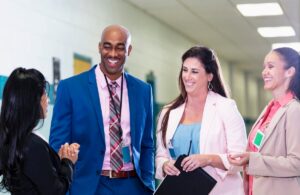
[171,123,201,159]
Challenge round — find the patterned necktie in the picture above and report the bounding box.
[109,81,123,171]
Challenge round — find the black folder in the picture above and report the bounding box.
[154,155,217,195]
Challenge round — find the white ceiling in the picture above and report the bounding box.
[125,0,300,77]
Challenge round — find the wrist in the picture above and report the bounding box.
[206,155,213,166]
[162,161,168,175]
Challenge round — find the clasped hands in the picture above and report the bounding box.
[227,152,250,166]
[58,143,80,164]
[162,154,210,176]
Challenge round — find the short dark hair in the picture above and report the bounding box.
[0,67,47,192]
[273,47,300,99]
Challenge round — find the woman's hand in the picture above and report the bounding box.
[163,160,180,176]
[228,152,250,166]
[58,142,80,164]
[69,143,80,156]
[181,154,210,172]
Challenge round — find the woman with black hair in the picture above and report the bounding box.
[155,46,247,194]
[0,67,79,195]
[229,47,300,195]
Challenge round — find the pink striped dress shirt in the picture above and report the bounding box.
[95,65,134,171]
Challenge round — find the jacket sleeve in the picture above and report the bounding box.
[49,80,72,152]
[215,99,247,180]
[247,103,300,177]
[155,108,171,180]
[23,139,73,195]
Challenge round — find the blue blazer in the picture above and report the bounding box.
[49,65,154,194]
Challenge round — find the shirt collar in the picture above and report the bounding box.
[96,64,123,89]
[272,91,294,107]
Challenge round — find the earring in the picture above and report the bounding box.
[208,81,213,91]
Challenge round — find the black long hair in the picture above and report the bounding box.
[0,67,47,192]
[160,46,228,147]
[273,47,300,99]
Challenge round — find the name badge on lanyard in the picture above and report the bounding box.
[168,140,176,159]
[253,129,265,149]
[122,144,131,164]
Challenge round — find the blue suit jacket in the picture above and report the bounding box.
[49,65,154,194]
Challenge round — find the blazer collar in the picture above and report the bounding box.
[166,103,185,144]
[200,91,218,152]
[259,100,295,150]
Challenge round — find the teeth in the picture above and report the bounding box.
[185,82,194,86]
[108,59,118,64]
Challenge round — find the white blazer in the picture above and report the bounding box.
[155,91,247,195]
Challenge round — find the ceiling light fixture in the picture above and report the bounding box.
[257,26,295,37]
[237,3,283,17]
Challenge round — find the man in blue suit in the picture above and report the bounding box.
[49,24,154,194]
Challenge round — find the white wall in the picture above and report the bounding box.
[0,0,263,106]
[0,0,194,104]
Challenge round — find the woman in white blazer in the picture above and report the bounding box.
[155,46,247,195]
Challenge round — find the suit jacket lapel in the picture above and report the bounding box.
[200,92,217,152]
[88,66,105,142]
[125,73,136,146]
[259,104,289,151]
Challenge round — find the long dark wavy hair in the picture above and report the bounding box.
[160,46,229,147]
[0,67,47,192]
[273,47,300,99]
